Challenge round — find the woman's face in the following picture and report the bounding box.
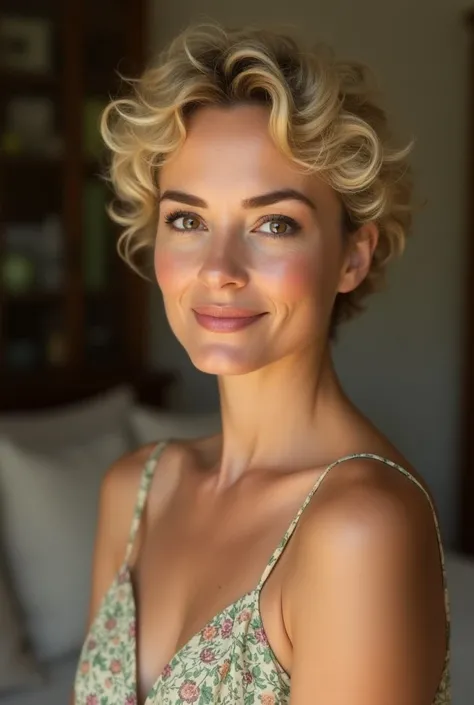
[155,104,368,376]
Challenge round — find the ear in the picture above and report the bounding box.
[337,222,379,294]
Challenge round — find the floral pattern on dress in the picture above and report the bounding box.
[74,445,451,705]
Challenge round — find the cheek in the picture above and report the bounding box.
[259,252,323,303]
[154,247,191,294]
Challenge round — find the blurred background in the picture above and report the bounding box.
[0,1,474,703]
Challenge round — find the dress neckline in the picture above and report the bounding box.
[117,449,448,705]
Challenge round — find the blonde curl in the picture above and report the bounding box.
[101,22,413,335]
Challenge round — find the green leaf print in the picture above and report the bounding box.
[93,653,107,669]
[200,684,213,703]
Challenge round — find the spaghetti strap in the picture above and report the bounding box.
[257,452,450,608]
[123,441,168,565]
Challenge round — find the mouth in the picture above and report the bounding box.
[192,306,267,333]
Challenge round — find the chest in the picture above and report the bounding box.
[75,572,291,705]
[134,499,293,698]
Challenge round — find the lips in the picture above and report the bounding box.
[192,306,267,333]
[193,306,263,318]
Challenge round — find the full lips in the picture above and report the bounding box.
[193,311,266,332]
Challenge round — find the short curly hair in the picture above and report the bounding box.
[101,22,413,336]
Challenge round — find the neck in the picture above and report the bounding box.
[214,343,355,486]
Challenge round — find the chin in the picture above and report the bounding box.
[187,345,266,376]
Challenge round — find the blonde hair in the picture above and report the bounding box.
[101,22,413,335]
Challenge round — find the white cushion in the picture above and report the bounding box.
[444,551,474,703]
[0,652,78,705]
[0,430,130,663]
[129,405,221,445]
[0,567,42,692]
[0,386,134,450]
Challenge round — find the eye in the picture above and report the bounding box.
[254,214,301,237]
[164,210,206,232]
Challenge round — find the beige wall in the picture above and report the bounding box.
[146,0,473,546]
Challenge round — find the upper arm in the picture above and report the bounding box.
[285,469,447,705]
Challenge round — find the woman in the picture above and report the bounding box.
[73,22,450,705]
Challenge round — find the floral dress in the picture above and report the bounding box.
[74,442,451,705]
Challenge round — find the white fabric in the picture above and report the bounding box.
[0,568,42,693]
[445,551,474,704]
[129,405,221,445]
[0,430,130,663]
[0,653,78,705]
[0,386,134,451]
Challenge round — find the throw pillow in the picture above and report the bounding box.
[0,566,42,692]
[0,429,130,663]
[0,386,134,451]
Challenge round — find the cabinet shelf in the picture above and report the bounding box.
[0,70,59,92]
[1,291,64,304]
[0,1,148,385]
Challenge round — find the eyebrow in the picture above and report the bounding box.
[159,188,317,211]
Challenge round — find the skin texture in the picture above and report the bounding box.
[75,104,447,705]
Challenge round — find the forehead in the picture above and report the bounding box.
[159,104,332,205]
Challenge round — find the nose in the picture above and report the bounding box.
[197,234,249,290]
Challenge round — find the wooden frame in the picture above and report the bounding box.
[0,0,151,389]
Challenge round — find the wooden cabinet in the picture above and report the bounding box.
[0,0,155,408]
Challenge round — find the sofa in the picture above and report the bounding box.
[0,386,472,704]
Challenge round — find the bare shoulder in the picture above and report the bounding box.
[97,441,180,564]
[284,453,448,704]
[99,438,204,532]
[293,452,440,568]
[100,443,158,507]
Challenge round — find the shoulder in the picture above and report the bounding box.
[100,439,187,502]
[284,453,444,629]
[97,441,179,563]
[302,453,436,547]
[99,442,159,507]
[283,455,448,704]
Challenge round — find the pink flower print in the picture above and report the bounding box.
[118,570,128,584]
[162,663,172,679]
[202,625,218,640]
[243,671,253,684]
[200,647,216,663]
[86,696,98,705]
[129,621,136,638]
[178,680,200,702]
[80,661,90,675]
[260,695,275,705]
[125,696,137,704]
[87,638,96,651]
[238,609,252,623]
[110,659,122,674]
[105,678,112,689]
[220,618,233,638]
[105,617,117,631]
[255,627,268,645]
[219,660,230,679]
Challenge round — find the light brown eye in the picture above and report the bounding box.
[255,215,300,237]
[269,220,289,235]
[164,211,206,232]
[182,216,200,230]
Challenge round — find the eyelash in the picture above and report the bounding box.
[163,210,302,238]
